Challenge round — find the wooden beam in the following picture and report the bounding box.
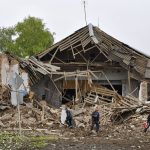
[17,92,22,136]
[49,47,59,64]
[48,53,66,64]
[74,48,87,63]
[89,70,99,80]
[69,37,75,59]
[73,48,84,56]
[84,45,96,52]
[49,76,62,95]
[101,71,116,92]
[90,51,101,64]
[128,67,131,93]
[95,44,110,61]
[75,75,78,101]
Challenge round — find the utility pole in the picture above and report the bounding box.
[82,0,87,25]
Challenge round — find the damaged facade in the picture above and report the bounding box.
[1,24,150,131]
[0,53,29,106]
[22,24,150,107]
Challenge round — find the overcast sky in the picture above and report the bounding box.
[0,0,150,55]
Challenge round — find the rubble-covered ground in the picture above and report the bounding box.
[42,136,150,150]
[0,122,150,150]
[0,102,150,149]
[1,84,150,149]
[41,123,150,150]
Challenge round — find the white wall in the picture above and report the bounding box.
[1,55,9,85]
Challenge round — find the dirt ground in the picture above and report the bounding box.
[0,125,150,150]
[42,137,150,150]
[41,125,150,150]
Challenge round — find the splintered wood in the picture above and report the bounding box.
[82,84,143,124]
[0,95,60,130]
[0,81,149,131]
[0,83,10,104]
[83,84,120,106]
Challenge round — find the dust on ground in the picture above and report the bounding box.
[41,124,150,150]
[0,124,150,150]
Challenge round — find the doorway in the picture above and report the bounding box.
[62,89,75,104]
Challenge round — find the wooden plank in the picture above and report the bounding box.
[48,53,66,64]
[75,75,78,101]
[128,67,131,93]
[49,47,59,63]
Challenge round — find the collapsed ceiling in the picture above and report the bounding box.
[36,24,150,79]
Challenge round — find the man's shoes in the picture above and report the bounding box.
[69,125,73,128]
[144,128,147,133]
[91,130,96,134]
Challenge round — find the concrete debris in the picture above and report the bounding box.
[0,83,150,135]
[77,123,85,128]
[0,83,10,104]
[0,53,150,136]
[72,108,86,116]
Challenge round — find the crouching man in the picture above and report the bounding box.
[91,105,100,133]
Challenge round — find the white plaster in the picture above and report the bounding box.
[61,108,67,124]
[1,55,9,85]
[139,81,148,102]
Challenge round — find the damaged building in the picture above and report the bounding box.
[21,24,150,107]
[0,53,29,106]
[1,24,150,130]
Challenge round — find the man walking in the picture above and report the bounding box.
[66,107,73,128]
[91,105,100,133]
[144,113,150,132]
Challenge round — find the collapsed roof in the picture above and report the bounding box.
[36,24,150,79]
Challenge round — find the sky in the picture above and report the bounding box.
[0,0,150,55]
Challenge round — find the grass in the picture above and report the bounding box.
[0,132,59,149]
[29,135,59,149]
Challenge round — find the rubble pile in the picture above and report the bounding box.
[65,85,150,132]
[0,98,60,131]
[71,105,148,128]
[80,85,146,124]
[0,83,10,102]
[0,83,150,137]
[0,83,11,111]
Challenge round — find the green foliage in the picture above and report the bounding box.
[0,132,59,150]
[29,135,58,149]
[14,16,54,57]
[0,27,15,52]
[0,16,54,57]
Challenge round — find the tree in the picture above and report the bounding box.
[0,27,15,52]
[0,16,54,57]
[14,16,54,57]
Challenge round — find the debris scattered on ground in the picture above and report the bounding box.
[0,82,149,139]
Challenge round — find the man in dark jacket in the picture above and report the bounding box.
[144,113,150,132]
[66,108,73,128]
[91,106,100,133]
